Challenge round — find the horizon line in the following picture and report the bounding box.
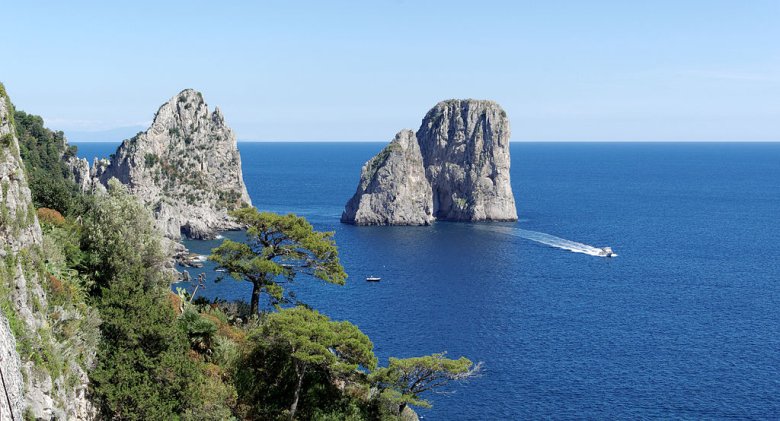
[68,139,780,143]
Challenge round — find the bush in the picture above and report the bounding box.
[83,180,205,419]
[144,153,158,168]
[37,207,65,226]
[14,109,87,215]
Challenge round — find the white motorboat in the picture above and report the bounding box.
[366,276,381,282]
[598,247,617,257]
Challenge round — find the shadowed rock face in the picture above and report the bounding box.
[341,130,434,225]
[94,89,251,239]
[342,99,517,225]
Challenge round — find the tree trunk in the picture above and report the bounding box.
[290,363,306,420]
[250,281,261,316]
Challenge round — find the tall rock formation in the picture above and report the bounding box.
[1,83,96,419]
[84,89,251,240]
[341,130,433,225]
[342,99,517,225]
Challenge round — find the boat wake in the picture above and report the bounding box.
[478,226,616,257]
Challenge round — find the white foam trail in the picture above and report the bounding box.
[477,225,615,257]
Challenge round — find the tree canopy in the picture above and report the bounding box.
[210,207,347,315]
[371,353,481,414]
[14,109,83,214]
[262,306,376,419]
[83,179,204,419]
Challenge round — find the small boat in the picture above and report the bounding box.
[215,268,227,273]
[366,276,381,282]
[598,247,617,257]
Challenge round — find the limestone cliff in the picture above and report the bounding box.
[70,89,251,240]
[341,130,433,225]
[1,83,96,420]
[0,315,24,420]
[342,99,517,225]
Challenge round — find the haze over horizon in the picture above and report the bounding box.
[2,0,779,142]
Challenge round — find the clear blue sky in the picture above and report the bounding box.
[2,0,778,141]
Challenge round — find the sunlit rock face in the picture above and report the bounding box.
[343,99,517,225]
[341,129,434,226]
[96,89,251,239]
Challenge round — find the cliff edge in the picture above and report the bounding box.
[1,83,96,420]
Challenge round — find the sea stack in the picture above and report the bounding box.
[341,99,517,225]
[341,129,434,225]
[92,89,251,239]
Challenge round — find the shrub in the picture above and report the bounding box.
[144,153,158,168]
[37,207,65,226]
[84,180,205,419]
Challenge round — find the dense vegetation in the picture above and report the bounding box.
[12,101,479,420]
[14,110,84,214]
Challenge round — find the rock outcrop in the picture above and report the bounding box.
[69,89,251,240]
[342,99,517,225]
[1,83,96,419]
[341,130,434,225]
[66,156,107,194]
[0,314,23,421]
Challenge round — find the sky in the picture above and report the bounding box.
[1,0,779,141]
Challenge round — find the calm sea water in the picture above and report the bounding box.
[75,142,780,420]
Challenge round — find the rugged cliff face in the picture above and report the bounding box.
[341,130,433,225]
[342,99,517,225]
[418,100,516,221]
[1,84,96,420]
[0,315,24,420]
[69,89,251,240]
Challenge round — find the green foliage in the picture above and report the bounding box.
[41,217,84,271]
[80,179,169,293]
[0,133,12,147]
[82,180,205,419]
[0,209,100,390]
[236,306,377,420]
[181,363,237,421]
[216,189,243,209]
[371,353,480,413]
[144,152,159,168]
[261,306,377,373]
[13,109,86,215]
[180,308,217,353]
[210,208,347,315]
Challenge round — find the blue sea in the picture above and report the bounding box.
[75,142,780,420]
